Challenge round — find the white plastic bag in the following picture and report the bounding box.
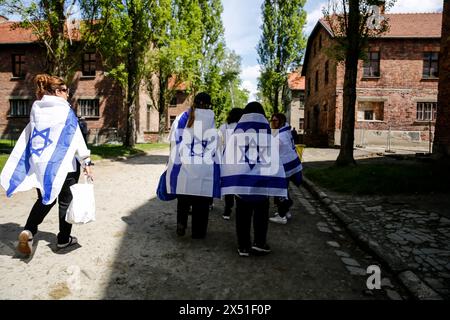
[66,177,95,224]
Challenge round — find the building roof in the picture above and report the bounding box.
[302,12,443,76]
[288,71,305,90]
[0,21,37,44]
[320,13,442,39]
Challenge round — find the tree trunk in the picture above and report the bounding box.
[158,74,168,141]
[124,5,139,148]
[336,0,359,166]
[433,0,450,159]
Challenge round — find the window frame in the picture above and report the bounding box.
[422,52,439,79]
[12,54,26,78]
[363,51,380,78]
[82,52,96,77]
[78,98,100,118]
[416,102,437,121]
[9,99,32,117]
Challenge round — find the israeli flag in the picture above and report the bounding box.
[166,108,221,198]
[278,124,303,178]
[220,113,288,197]
[1,95,89,204]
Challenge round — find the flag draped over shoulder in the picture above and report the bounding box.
[166,108,221,198]
[1,95,89,205]
[278,124,303,185]
[220,113,288,197]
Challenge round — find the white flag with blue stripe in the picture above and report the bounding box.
[220,113,288,197]
[1,95,90,204]
[277,124,303,178]
[166,108,221,198]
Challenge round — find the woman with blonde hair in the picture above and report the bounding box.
[1,74,93,255]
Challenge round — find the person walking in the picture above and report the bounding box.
[218,108,244,220]
[221,102,288,257]
[166,92,220,239]
[269,113,303,225]
[0,74,93,255]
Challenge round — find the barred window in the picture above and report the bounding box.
[82,52,96,76]
[12,54,26,78]
[9,99,31,117]
[363,51,380,77]
[78,99,99,117]
[423,52,439,78]
[324,60,329,84]
[416,102,437,121]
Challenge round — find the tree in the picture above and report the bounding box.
[0,0,106,80]
[433,0,450,159]
[257,0,307,114]
[95,0,156,147]
[322,0,395,166]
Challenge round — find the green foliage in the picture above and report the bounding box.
[257,0,307,113]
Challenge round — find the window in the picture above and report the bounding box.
[315,70,319,92]
[169,115,176,128]
[416,102,437,121]
[299,118,304,130]
[169,95,177,107]
[9,99,31,117]
[363,51,380,77]
[324,61,329,85]
[307,79,311,96]
[82,52,96,77]
[78,99,99,117]
[357,101,384,121]
[146,104,151,131]
[12,54,25,78]
[423,52,439,78]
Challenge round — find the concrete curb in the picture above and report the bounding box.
[302,176,443,300]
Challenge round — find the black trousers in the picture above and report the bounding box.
[223,194,235,216]
[24,166,80,244]
[177,195,211,238]
[235,196,269,250]
[274,191,293,218]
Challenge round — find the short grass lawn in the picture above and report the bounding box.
[89,143,169,161]
[304,161,450,195]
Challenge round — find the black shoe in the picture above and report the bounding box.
[176,224,186,236]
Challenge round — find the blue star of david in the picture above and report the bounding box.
[239,138,262,170]
[30,128,53,157]
[189,136,208,157]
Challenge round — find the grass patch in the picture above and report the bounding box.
[304,161,450,195]
[89,143,168,161]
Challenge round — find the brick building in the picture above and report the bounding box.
[285,70,305,136]
[0,17,189,144]
[434,1,450,158]
[301,13,442,149]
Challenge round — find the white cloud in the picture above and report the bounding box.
[240,65,261,102]
[390,0,443,13]
[305,2,327,36]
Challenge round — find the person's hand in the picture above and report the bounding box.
[84,166,94,182]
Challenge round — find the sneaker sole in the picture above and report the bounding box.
[18,232,32,255]
[269,219,287,225]
[237,249,250,257]
[251,246,271,253]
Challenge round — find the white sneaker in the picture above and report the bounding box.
[269,215,287,225]
[285,212,292,220]
[17,230,33,255]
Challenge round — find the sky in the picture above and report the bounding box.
[221,0,444,101]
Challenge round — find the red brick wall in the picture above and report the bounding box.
[304,24,440,147]
[434,0,450,157]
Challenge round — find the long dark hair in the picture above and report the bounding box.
[226,108,244,124]
[187,92,212,128]
[243,101,265,116]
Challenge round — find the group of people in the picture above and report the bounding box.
[164,92,303,257]
[0,74,302,258]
